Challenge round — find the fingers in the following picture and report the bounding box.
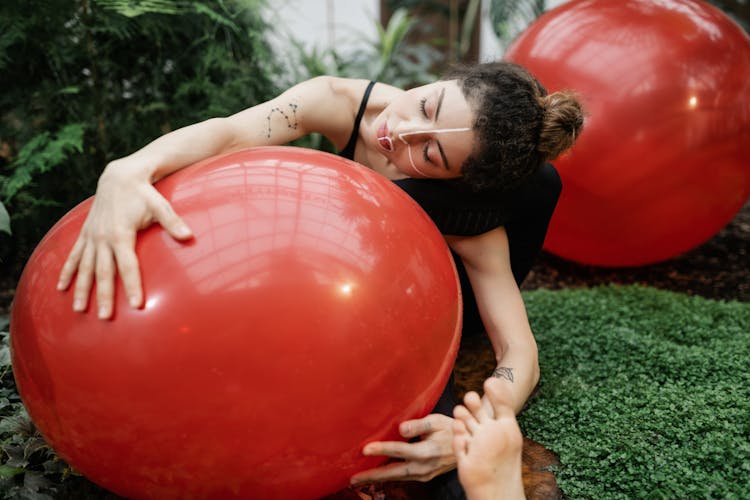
[95,243,116,319]
[362,439,441,462]
[399,413,451,439]
[58,179,182,319]
[72,243,96,312]
[350,459,441,485]
[66,230,143,317]
[112,233,143,308]
[58,237,85,291]
[149,192,192,241]
[355,414,457,486]
[350,460,414,485]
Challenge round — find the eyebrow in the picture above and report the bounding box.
[435,88,449,170]
[437,141,450,171]
[434,87,446,123]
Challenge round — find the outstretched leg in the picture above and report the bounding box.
[452,378,525,500]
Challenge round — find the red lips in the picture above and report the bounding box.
[377,122,393,151]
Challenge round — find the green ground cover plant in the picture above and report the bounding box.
[521,285,750,498]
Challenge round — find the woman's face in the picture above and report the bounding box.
[373,80,476,179]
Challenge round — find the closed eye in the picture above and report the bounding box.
[419,97,428,118]
[422,142,432,164]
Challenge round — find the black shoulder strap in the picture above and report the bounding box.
[339,81,376,160]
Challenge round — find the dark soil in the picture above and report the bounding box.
[521,199,750,302]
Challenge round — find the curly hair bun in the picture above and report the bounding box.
[538,91,585,160]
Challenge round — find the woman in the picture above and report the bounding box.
[57,61,583,496]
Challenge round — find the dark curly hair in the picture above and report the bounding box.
[445,62,584,191]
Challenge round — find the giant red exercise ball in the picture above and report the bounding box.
[11,147,462,499]
[506,0,750,266]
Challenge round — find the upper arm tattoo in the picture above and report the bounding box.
[264,101,299,139]
[492,366,514,382]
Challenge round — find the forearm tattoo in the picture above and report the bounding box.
[492,366,514,382]
[264,101,299,139]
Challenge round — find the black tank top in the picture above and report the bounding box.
[339,81,376,161]
[337,80,562,325]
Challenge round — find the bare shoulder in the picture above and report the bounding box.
[325,77,371,101]
[324,77,402,115]
[367,80,402,106]
[222,76,404,150]
[294,77,374,141]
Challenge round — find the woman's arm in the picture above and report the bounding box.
[351,227,539,486]
[57,76,356,319]
[115,76,352,184]
[447,227,540,414]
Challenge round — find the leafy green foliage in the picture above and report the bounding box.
[366,8,443,87]
[489,0,545,46]
[458,0,481,60]
[284,8,441,89]
[96,0,190,17]
[385,0,480,65]
[0,0,281,278]
[2,124,85,203]
[0,204,9,236]
[281,7,442,154]
[521,285,750,498]
[0,318,120,499]
[0,317,63,498]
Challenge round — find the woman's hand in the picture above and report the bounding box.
[350,413,457,485]
[57,164,193,319]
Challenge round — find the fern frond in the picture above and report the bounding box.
[192,2,240,32]
[93,0,189,18]
[0,20,27,71]
[2,124,85,203]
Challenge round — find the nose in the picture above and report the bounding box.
[395,122,430,144]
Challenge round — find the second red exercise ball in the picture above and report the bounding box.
[507,0,750,266]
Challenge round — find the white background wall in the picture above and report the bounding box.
[266,0,569,62]
[265,0,380,55]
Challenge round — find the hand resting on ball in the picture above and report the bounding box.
[57,162,192,319]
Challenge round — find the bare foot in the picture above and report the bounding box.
[452,378,525,500]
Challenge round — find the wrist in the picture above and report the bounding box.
[102,155,161,185]
[492,366,514,382]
